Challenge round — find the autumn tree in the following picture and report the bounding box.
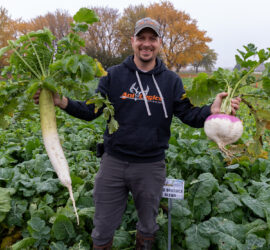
[147,1,212,72]
[30,9,72,40]
[193,48,217,72]
[116,4,147,58]
[13,20,33,36]
[0,7,15,68]
[82,7,121,69]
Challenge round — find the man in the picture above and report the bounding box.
[34,17,240,250]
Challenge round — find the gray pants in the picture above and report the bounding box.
[91,153,166,246]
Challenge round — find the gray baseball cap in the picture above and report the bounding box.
[134,17,161,37]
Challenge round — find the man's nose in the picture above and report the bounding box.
[142,39,151,46]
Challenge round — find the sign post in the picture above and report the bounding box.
[162,178,184,250]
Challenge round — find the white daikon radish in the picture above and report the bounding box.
[39,88,79,225]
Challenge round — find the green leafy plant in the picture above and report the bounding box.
[0,103,269,249]
[186,44,270,160]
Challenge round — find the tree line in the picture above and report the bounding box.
[0,1,217,72]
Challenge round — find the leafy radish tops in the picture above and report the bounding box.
[186,44,270,159]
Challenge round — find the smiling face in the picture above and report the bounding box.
[131,28,162,69]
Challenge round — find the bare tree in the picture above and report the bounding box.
[30,9,72,40]
[83,7,121,69]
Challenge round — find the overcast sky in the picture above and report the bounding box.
[1,0,270,68]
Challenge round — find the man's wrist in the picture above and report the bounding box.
[210,104,220,114]
[58,97,68,109]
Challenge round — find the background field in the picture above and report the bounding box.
[0,77,270,249]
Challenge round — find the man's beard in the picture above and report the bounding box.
[139,56,153,63]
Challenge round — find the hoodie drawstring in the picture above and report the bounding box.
[136,71,151,116]
[135,71,168,118]
[152,74,168,118]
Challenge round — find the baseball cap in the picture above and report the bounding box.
[134,17,161,37]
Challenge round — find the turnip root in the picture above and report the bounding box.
[204,114,243,157]
[39,89,79,225]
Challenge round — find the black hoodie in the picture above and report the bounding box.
[65,56,211,162]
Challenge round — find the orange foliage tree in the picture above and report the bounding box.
[147,1,212,72]
[30,9,72,40]
[13,20,33,36]
[116,5,147,58]
[2,2,214,72]
[0,7,15,68]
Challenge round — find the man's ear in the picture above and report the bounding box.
[159,37,163,46]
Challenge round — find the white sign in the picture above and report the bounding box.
[162,178,184,199]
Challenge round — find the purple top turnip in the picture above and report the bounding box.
[204,114,243,157]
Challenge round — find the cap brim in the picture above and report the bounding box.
[134,25,160,37]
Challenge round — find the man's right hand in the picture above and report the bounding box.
[33,89,68,109]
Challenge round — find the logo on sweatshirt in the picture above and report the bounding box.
[120,82,162,103]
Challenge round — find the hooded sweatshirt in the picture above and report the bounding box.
[64,56,211,163]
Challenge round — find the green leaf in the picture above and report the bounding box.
[185,155,212,172]
[7,199,28,227]
[69,241,90,250]
[190,173,219,207]
[155,230,167,250]
[199,217,245,249]
[11,237,36,250]
[223,173,246,194]
[213,188,242,214]
[42,77,58,93]
[27,216,46,231]
[235,55,244,68]
[241,194,265,218]
[171,200,191,218]
[70,23,89,32]
[186,72,223,106]
[78,207,95,219]
[262,76,270,95]
[193,199,211,221]
[257,186,270,208]
[0,168,14,181]
[50,241,68,250]
[171,200,192,231]
[0,188,15,212]
[0,187,15,222]
[73,8,99,24]
[78,55,95,82]
[0,45,11,58]
[244,233,266,249]
[64,55,79,74]
[185,224,210,250]
[103,107,110,120]
[108,117,119,134]
[256,109,270,121]
[26,28,55,45]
[258,48,270,62]
[49,59,62,72]
[247,142,263,158]
[36,179,59,194]
[113,230,132,249]
[244,219,268,235]
[52,214,75,240]
[26,81,40,97]
[220,208,245,224]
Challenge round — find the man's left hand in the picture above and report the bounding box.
[211,92,241,115]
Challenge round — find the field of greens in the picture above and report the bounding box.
[0,77,269,250]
